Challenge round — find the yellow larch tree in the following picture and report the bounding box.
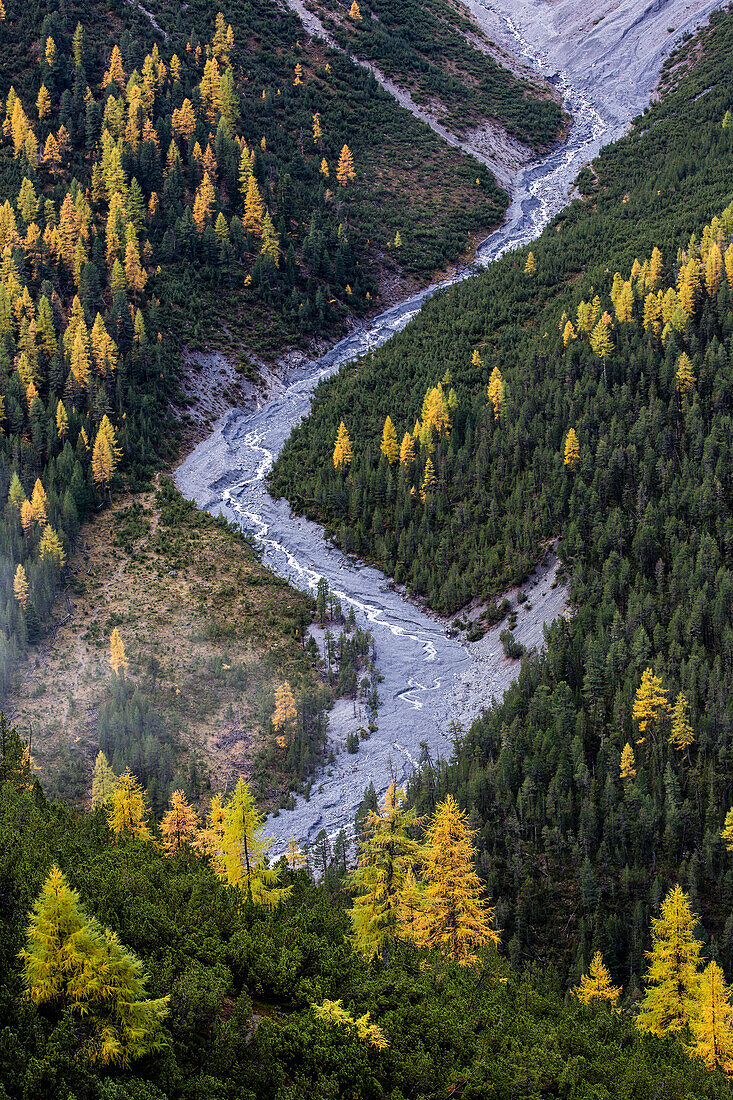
[172,98,196,142]
[676,352,696,401]
[410,795,499,966]
[669,691,695,753]
[350,783,422,961]
[589,312,613,359]
[192,171,216,233]
[160,790,200,854]
[524,250,536,276]
[420,457,436,502]
[705,242,723,296]
[37,85,51,121]
[380,416,399,463]
[312,112,322,143]
[487,366,504,421]
[471,348,483,369]
[108,768,151,840]
[333,421,353,470]
[647,245,664,288]
[337,144,356,187]
[687,961,733,1075]
[92,416,122,495]
[615,280,634,324]
[70,322,91,388]
[91,315,118,376]
[124,236,147,299]
[636,884,703,1037]
[20,500,34,534]
[200,57,221,122]
[43,133,60,176]
[19,865,168,1065]
[574,951,622,1007]
[350,0,363,17]
[421,384,451,439]
[678,258,700,318]
[643,290,663,335]
[293,62,303,86]
[30,479,47,524]
[243,174,264,236]
[109,627,128,676]
[91,751,116,807]
[92,429,116,494]
[319,157,329,178]
[632,667,669,738]
[272,682,297,748]
[399,431,415,466]
[56,400,69,439]
[39,525,65,569]
[196,793,227,868]
[620,742,636,782]
[102,45,126,90]
[219,777,290,907]
[564,428,580,471]
[13,563,29,609]
[563,319,577,347]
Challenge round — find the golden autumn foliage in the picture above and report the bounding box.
[687,962,733,1075]
[39,524,65,568]
[336,144,356,186]
[13,563,28,608]
[219,778,290,906]
[575,952,622,1007]
[563,428,579,471]
[260,212,280,265]
[487,366,504,420]
[108,768,151,840]
[669,691,695,752]
[637,885,702,1037]
[408,795,499,966]
[380,416,399,463]
[676,352,696,400]
[312,999,388,1049]
[109,626,128,676]
[524,250,536,275]
[286,836,307,869]
[243,174,264,236]
[399,431,415,466]
[160,790,200,854]
[633,667,669,734]
[272,681,297,747]
[20,866,168,1065]
[620,742,636,782]
[333,421,353,470]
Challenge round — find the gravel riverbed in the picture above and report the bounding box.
[177,0,725,852]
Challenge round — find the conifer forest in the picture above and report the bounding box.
[5,0,733,1096]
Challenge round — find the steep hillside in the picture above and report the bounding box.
[272,7,733,976]
[0,0,550,767]
[300,0,563,146]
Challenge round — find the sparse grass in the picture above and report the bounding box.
[11,478,325,809]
